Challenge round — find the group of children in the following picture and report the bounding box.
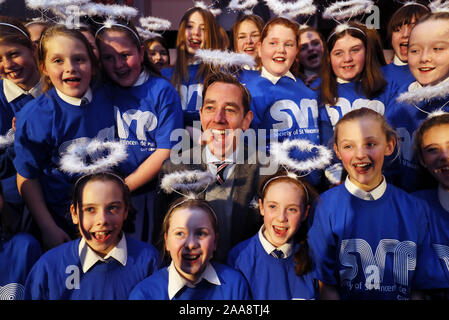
[1,1,449,300]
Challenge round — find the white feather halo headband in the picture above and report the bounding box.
[160,170,216,199]
[427,109,449,120]
[322,0,375,22]
[136,27,161,41]
[0,129,14,150]
[59,139,127,176]
[195,49,257,70]
[139,16,171,32]
[193,1,222,16]
[264,0,317,20]
[270,139,333,174]
[429,0,449,13]
[396,80,449,105]
[228,0,259,15]
[25,0,91,26]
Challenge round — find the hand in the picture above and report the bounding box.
[41,224,71,251]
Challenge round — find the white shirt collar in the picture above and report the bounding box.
[408,76,449,92]
[438,184,449,213]
[132,70,150,87]
[344,175,387,201]
[393,55,408,66]
[56,87,92,106]
[260,67,296,85]
[258,226,293,259]
[3,78,42,102]
[78,234,127,273]
[336,77,351,84]
[167,261,221,300]
[205,144,240,165]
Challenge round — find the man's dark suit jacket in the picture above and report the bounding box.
[153,144,263,261]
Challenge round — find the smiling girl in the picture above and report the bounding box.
[24,172,159,299]
[227,169,318,300]
[413,113,449,298]
[161,6,223,129]
[382,2,429,88]
[231,14,264,69]
[129,198,250,300]
[96,20,183,244]
[385,12,449,192]
[320,22,398,131]
[308,108,445,300]
[0,16,42,236]
[239,17,327,188]
[296,26,324,87]
[13,25,116,250]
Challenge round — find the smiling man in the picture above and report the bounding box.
[157,72,263,262]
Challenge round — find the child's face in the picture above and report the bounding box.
[259,181,306,247]
[298,31,324,71]
[236,20,261,58]
[408,19,449,86]
[165,207,216,283]
[147,41,169,71]
[0,42,38,91]
[184,11,205,57]
[334,117,395,192]
[330,34,366,81]
[43,35,92,98]
[391,18,416,63]
[420,124,449,189]
[99,30,144,87]
[70,179,128,257]
[258,24,298,77]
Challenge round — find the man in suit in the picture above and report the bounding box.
[156,72,264,262]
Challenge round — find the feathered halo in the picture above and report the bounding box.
[193,0,222,17]
[322,0,375,22]
[264,0,317,20]
[160,170,216,199]
[228,0,259,15]
[396,80,449,106]
[137,16,172,40]
[59,139,127,176]
[270,139,333,174]
[25,0,91,27]
[256,140,333,206]
[194,49,256,71]
[427,109,449,119]
[429,0,449,13]
[87,2,140,41]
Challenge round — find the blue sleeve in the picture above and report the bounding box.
[24,259,49,300]
[412,200,449,290]
[13,100,53,179]
[307,198,339,285]
[154,81,184,149]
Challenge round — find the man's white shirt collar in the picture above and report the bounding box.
[261,67,296,85]
[3,78,42,102]
[344,175,387,201]
[56,87,92,106]
[438,184,449,213]
[258,226,293,258]
[167,261,221,300]
[393,55,408,66]
[78,234,127,273]
[205,144,240,165]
